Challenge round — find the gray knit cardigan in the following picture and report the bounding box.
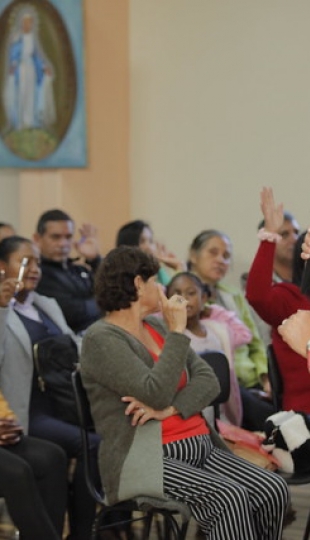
[80,316,221,504]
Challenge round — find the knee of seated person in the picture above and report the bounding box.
[214,480,250,510]
[34,441,67,475]
[8,458,34,487]
[49,444,67,470]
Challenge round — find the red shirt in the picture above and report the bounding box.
[144,322,209,444]
[246,241,310,413]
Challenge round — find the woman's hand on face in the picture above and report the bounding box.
[0,418,23,446]
[260,187,284,233]
[157,286,188,333]
[301,229,310,261]
[0,278,23,307]
[122,396,177,426]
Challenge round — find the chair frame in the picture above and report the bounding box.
[198,349,230,429]
[267,344,310,540]
[71,370,190,540]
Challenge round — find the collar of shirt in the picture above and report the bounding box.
[10,291,41,323]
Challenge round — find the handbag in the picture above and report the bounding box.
[217,419,279,471]
[33,334,79,425]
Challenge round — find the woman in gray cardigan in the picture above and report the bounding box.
[80,246,289,540]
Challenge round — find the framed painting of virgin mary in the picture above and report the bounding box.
[0,0,87,167]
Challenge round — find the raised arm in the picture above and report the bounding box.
[246,188,289,326]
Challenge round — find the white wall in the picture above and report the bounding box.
[129,0,310,285]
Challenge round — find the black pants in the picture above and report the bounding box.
[0,436,67,540]
[29,413,101,540]
[240,385,275,431]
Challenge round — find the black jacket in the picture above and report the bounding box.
[36,256,101,334]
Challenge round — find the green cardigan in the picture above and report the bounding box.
[80,316,221,504]
[214,282,268,388]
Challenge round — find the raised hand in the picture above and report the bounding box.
[74,223,101,261]
[155,242,186,271]
[260,187,284,233]
[157,285,187,333]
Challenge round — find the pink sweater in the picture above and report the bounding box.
[208,304,252,354]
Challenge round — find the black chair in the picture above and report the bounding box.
[198,350,230,430]
[267,344,310,540]
[266,344,283,412]
[71,370,191,540]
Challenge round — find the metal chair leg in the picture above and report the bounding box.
[303,509,310,540]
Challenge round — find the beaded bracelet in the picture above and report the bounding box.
[257,228,282,244]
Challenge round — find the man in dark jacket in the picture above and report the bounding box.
[34,209,101,334]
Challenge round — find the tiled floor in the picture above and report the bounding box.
[0,482,309,539]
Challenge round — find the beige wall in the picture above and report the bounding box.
[130,0,310,285]
[0,170,19,230]
[18,0,130,253]
[2,0,310,284]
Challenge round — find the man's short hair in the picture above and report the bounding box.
[257,211,296,231]
[36,209,73,235]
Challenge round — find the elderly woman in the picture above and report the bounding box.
[80,245,288,540]
[188,228,274,431]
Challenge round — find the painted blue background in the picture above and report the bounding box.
[0,0,87,168]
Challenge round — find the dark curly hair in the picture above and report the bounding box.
[95,246,160,312]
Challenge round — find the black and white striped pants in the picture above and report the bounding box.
[163,435,289,540]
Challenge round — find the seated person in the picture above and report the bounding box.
[188,229,274,431]
[80,245,288,540]
[246,187,310,415]
[241,211,300,347]
[166,271,252,426]
[116,219,185,285]
[34,209,101,334]
[0,236,101,540]
[0,391,67,540]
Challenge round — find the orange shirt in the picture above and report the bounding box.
[144,322,209,444]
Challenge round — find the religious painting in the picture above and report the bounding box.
[0,0,86,167]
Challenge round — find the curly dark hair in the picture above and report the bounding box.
[95,246,160,312]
